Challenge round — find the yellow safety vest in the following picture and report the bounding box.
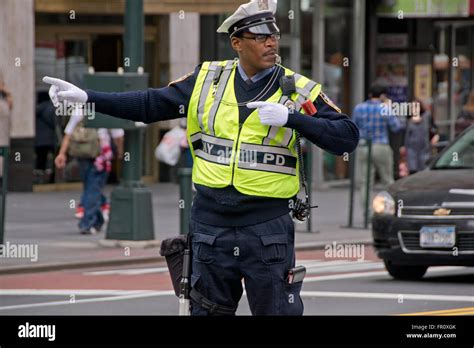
[187,60,321,198]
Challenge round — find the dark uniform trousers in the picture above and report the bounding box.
[190,213,304,315]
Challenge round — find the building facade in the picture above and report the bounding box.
[1,0,472,191]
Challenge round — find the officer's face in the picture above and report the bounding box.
[232,32,279,73]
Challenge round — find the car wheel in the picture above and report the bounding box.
[383,260,428,280]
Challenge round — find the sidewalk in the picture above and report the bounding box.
[0,183,372,274]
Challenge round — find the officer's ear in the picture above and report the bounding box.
[231,36,243,53]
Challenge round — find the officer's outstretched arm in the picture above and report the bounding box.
[43,66,198,124]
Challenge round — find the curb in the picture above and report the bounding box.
[0,240,373,275]
[0,255,164,276]
[295,239,373,251]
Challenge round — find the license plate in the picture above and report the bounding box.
[420,226,455,248]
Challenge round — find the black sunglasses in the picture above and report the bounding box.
[240,33,281,43]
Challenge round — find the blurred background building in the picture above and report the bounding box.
[0,0,473,191]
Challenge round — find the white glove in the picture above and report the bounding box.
[134,122,148,128]
[247,101,288,127]
[42,76,88,108]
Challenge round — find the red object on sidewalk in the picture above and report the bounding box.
[301,99,317,116]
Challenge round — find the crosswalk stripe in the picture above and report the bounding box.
[303,266,467,283]
[306,263,384,274]
[84,267,170,276]
[82,260,380,276]
[82,261,383,279]
[82,260,467,279]
[0,291,175,312]
[0,289,152,296]
[300,291,474,303]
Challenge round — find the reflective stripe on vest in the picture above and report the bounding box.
[197,62,221,132]
[208,60,235,136]
[293,74,318,112]
[238,142,297,175]
[190,132,234,166]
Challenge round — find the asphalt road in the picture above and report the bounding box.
[0,247,473,316]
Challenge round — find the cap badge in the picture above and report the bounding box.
[258,0,270,11]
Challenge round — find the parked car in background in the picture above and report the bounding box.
[372,126,474,279]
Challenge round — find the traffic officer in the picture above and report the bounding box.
[43,0,359,315]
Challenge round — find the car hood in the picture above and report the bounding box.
[388,169,474,206]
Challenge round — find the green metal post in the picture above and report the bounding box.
[364,139,372,229]
[346,151,356,228]
[123,0,144,185]
[105,0,155,241]
[0,146,9,246]
[178,168,193,235]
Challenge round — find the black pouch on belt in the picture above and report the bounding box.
[159,235,187,297]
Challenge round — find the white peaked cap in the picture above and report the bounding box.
[217,0,279,37]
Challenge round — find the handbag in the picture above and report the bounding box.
[155,126,186,166]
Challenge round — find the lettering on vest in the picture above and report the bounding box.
[277,155,285,166]
[263,153,274,164]
[205,143,214,154]
[263,153,286,166]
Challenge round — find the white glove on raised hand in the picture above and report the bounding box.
[247,101,289,127]
[42,76,88,108]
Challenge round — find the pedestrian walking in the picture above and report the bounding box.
[54,108,124,234]
[402,99,438,174]
[34,91,58,184]
[353,85,400,210]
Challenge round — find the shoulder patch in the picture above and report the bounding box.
[319,92,341,113]
[168,71,193,86]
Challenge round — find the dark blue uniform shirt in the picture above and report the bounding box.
[87,64,359,227]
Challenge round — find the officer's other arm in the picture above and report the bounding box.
[44,66,199,124]
[86,69,198,124]
[285,94,360,156]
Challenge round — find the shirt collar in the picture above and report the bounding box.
[237,62,275,83]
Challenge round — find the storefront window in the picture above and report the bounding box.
[321,0,352,181]
[433,23,474,140]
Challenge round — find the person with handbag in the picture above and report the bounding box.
[55,107,124,234]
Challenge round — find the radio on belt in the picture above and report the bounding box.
[286,265,306,284]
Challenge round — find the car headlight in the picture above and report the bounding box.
[372,191,395,215]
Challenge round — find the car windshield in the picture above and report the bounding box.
[433,127,474,169]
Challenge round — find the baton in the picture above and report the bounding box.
[178,246,191,316]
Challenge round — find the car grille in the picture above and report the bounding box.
[398,204,474,219]
[399,231,474,254]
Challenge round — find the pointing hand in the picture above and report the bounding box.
[247,101,289,127]
[43,76,88,108]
